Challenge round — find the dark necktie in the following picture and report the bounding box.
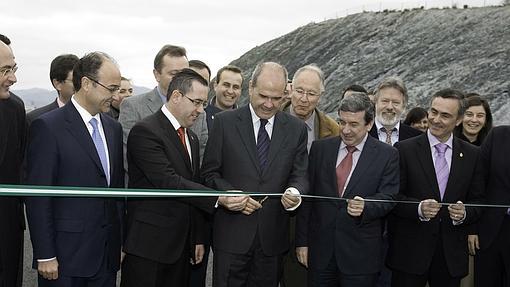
[381,127,394,145]
[336,146,357,197]
[257,119,270,171]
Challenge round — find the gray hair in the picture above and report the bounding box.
[251,62,288,92]
[292,64,325,93]
[338,92,374,124]
[374,76,408,105]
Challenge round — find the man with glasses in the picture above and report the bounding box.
[27,54,79,125]
[280,64,339,287]
[108,77,133,120]
[25,52,125,287]
[0,38,26,287]
[122,69,225,287]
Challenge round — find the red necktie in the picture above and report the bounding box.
[177,127,188,154]
[336,146,357,197]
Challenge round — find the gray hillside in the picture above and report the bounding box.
[230,6,510,124]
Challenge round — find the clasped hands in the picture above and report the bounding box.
[218,189,300,215]
[420,199,465,221]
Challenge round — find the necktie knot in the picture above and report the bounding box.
[177,127,185,138]
[435,143,448,154]
[381,127,395,145]
[90,118,99,130]
[260,119,268,128]
[346,145,357,154]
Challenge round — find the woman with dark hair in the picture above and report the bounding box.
[403,107,428,132]
[454,94,493,146]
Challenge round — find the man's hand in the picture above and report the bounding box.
[468,235,480,256]
[191,244,205,265]
[420,199,441,219]
[448,201,466,222]
[281,189,301,210]
[38,258,59,280]
[241,197,262,215]
[296,247,309,268]
[218,190,249,211]
[347,196,365,217]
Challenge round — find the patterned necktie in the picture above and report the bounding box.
[336,146,357,197]
[177,127,188,154]
[257,119,270,171]
[434,143,449,199]
[89,118,109,184]
[381,127,394,145]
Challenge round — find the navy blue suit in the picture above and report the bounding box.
[25,101,125,282]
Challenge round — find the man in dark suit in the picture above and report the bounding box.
[202,62,308,287]
[296,93,399,287]
[27,54,79,125]
[121,69,222,287]
[386,89,485,287]
[0,40,26,287]
[470,126,510,286]
[25,52,125,287]
[368,76,421,146]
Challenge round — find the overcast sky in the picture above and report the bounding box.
[2,0,499,90]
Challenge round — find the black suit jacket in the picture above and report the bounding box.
[0,94,26,287]
[296,136,399,274]
[25,102,125,277]
[476,126,510,249]
[124,110,216,264]
[26,99,59,126]
[201,105,309,256]
[386,133,485,277]
[369,122,422,144]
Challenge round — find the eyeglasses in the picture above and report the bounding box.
[0,65,18,78]
[294,88,320,98]
[86,76,120,94]
[182,93,207,108]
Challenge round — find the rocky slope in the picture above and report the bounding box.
[230,6,510,124]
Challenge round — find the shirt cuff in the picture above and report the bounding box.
[37,257,56,262]
[418,202,430,222]
[285,187,301,211]
[452,211,467,225]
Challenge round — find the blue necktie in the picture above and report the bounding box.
[257,119,270,171]
[89,118,109,184]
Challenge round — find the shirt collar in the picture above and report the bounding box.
[161,104,182,131]
[71,96,101,125]
[156,86,167,104]
[249,104,275,127]
[340,133,369,152]
[427,129,453,149]
[290,105,315,131]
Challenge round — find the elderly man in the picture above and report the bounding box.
[25,52,125,287]
[296,94,399,287]
[202,62,308,287]
[0,38,25,287]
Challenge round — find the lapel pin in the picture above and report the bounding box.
[460,152,463,158]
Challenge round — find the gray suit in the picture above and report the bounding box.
[189,112,208,163]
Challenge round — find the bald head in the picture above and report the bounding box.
[249,62,288,119]
[0,42,17,99]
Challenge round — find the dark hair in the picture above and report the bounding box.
[189,60,211,81]
[50,54,79,87]
[454,95,493,143]
[342,84,367,98]
[167,68,208,101]
[216,65,243,84]
[338,92,374,124]
[375,76,408,104]
[0,34,11,45]
[404,107,428,126]
[251,62,287,91]
[73,52,116,91]
[154,45,187,73]
[430,88,466,117]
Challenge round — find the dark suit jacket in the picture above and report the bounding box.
[476,126,510,249]
[24,102,125,277]
[0,94,26,287]
[296,135,399,274]
[369,122,422,144]
[124,110,215,264]
[26,99,59,126]
[386,133,485,277]
[201,105,309,256]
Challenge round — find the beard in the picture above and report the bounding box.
[377,110,402,127]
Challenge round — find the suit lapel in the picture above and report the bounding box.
[343,136,377,197]
[327,138,342,197]
[0,104,8,163]
[235,106,260,174]
[64,102,106,178]
[265,111,287,174]
[156,111,192,171]
[186,129,198,173]
[415,134,441,200]
[443,137,464,203]
[146,88,164,114]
